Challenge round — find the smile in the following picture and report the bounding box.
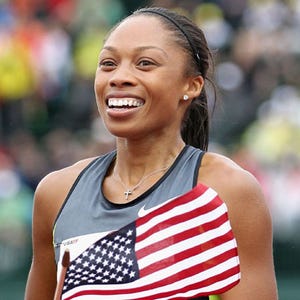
[107,98,144,108]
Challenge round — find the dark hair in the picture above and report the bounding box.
[107,7,216,150]
[132,7,215,151]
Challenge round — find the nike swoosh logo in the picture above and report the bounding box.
[138,205,152,218]
[137,195,177,218]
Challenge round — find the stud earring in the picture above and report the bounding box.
[183,95,189,101]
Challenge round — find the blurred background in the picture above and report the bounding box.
[0,0,299,299]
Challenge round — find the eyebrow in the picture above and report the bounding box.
[101,45,168,58]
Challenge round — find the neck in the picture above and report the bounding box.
[113,136,185,185]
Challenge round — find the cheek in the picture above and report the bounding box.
[154,81,182,108]
[94,76,105,103]
[149,89,181,124]
[94,81,107,120]
[94,74,103,96]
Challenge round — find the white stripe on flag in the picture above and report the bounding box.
[137,188,218,235]
[62,257,239,300]
[138,221,233,269]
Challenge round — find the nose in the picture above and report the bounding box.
[109,63,137,88]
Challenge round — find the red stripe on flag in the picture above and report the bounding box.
[138,266,241,300]
[136,193,222,243]
[139,230,236,277]
[63,265,240,300]
[136,212,230,261]
[137,184,215,226]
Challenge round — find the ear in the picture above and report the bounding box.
[184,75,204,100]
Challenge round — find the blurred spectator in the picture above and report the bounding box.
[6,130,49,189]
[0,1,300,296]
[0,149,33,275]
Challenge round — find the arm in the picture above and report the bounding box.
[221,170,277,299]
[200,153,278,300]
[24,174,59,300]
[25,158,94,300]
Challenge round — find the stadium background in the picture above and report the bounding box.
[0,0,299,299]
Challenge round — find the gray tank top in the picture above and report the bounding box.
[53,145,240,299]
[53,145,204,261]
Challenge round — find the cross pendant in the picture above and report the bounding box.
[124,190,132,200]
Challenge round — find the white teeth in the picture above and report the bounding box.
[108,98,144,108]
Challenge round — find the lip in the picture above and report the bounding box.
[105,92,145,118]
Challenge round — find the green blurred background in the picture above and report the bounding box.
[0,0,299,299]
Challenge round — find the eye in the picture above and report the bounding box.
[98,59,116,70]
[137,59,156,69]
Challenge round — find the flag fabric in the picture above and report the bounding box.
[60,184,240,300]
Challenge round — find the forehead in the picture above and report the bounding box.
[104,15,176,49]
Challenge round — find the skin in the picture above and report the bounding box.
[25,15,278,300]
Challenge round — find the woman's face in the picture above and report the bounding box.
[94,15,195,140]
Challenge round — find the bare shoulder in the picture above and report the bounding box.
[198,151,272,238]
[37,157,96,194]
[199,152,265,208]
[34,157,97,226]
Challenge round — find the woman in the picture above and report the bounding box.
[25,7,278,300]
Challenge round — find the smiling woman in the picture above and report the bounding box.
[25,6,278,300]
[94,13,203,142]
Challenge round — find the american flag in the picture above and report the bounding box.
[61,184,240,299]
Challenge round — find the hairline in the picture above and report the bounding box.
[129,13,198,76]
[101,45,169,59]
[104,14,193,75]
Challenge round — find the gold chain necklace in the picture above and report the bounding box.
[113,166,170,200]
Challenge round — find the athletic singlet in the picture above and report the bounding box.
[53,145,240,300]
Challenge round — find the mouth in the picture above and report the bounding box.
[107,98,145,109]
